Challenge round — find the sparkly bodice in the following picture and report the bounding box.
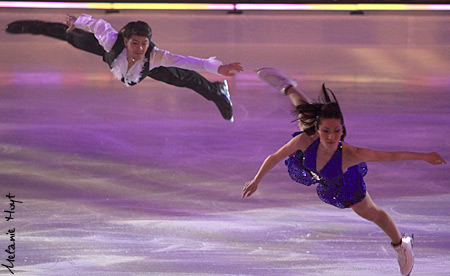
[285,132,367,208]
[303,138,345,181]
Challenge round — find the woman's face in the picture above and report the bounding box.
[124,35,150,61]
[317,118,343,150]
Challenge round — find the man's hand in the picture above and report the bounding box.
[65,14,77,33]
[218,62,243,76]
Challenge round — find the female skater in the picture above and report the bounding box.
[242,68,446,276]
[5,14,243,121]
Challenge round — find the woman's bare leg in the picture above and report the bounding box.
[284,85,311,106]
[353,193,415,275]
[256,68,313,130]
[352,192,402,244]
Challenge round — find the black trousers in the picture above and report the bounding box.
[32,22,220,101]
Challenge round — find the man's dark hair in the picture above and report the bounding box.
[120,21,152,40]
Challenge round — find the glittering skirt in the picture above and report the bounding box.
[285,138,367,209]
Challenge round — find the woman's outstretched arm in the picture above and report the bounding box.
[349,146,446,165]
[242,134,306,198]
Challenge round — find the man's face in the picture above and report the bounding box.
[124,35,150,61]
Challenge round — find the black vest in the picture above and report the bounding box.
[103,32,155,86]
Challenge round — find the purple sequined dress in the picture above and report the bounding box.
[285,132,367,209]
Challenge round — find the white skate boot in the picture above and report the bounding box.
[256,67,297,95]
[392,234,414,276]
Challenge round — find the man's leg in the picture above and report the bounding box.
[148,66,233,121]
[5,20,105,56]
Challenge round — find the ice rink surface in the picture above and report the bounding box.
[0,8,449,276]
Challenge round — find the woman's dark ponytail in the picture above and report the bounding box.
[294,84,346,140]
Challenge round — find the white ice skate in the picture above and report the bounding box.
[257,67,297,95]
[392,234,414,276]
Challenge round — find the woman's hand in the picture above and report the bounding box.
[242,180,259,198]
[64,14,77,33]
[424,152,446,165]
[218,62,243,76]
